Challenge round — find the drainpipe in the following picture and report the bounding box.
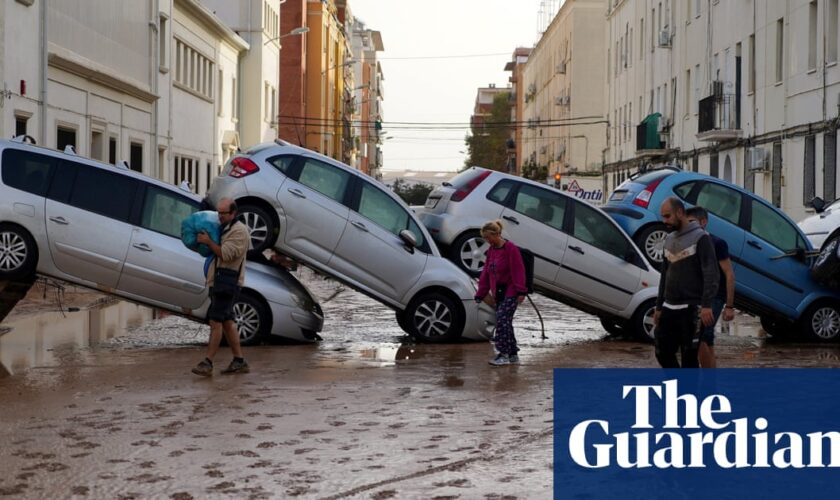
[39,0,48,143]
[151,0,160,179]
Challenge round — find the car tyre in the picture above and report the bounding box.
[232,292,271,346]
[0,224,38,281]
[634,224,669,269]
[599,317,627,337]
[238,204,278,253]
[405,292,463,343]
[800,300,840,342]
[811,234,840,286]
[449,231,488,277]
[629,299,657,342]
[760,315,795,338]
[395,310,409,333]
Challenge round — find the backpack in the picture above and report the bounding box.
[519,247,535,295]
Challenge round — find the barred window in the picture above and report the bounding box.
[174,39,214,100]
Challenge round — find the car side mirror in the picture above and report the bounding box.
[812,196,826,213]
[399,229,417,250]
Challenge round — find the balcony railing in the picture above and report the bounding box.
[636,113,666,157]
[697,94,741,141]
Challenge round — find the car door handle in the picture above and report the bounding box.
[351,220,368,232]
[502,215,519,225]
[569,245,585,255]
[132,243,153,252]
[288,188,307,198]
[48,216,69,225]
[747,240,762,250]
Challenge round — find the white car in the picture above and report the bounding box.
[798,197,840,250]
[415,167,661,340]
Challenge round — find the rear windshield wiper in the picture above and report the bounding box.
[442,181,452,187]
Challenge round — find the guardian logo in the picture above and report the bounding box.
[554,370,840,499]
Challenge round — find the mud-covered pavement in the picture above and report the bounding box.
[2,270,840,499]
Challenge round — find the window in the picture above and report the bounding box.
[14,115,28,137]
[174,38,214,99]
[159,14,169,71]
[809,2,817,71]
[685,69,691,116]
[640,18,645,61]
[267,155,297,176]
[90,130,103,161]
[826,131,837,202]
[673,182,696,200]
[804,135,816,204]
[69,166,137,222]
[130,142,143,173]
[358,181,412,239]
[695,182,742,224]
[109,137,117,165]
[141,186,197,238]
[174,156,197,189]
[776,18,784,83]
[487,180,515,205]
[572,202,632,259]
[694,64,700,114]
[56,126,76,152]
[749,34,756,92]
[217,69,224,116]
[831,0,839,63]
[1,149,54,196]
[512,184,566,230]
[298,159,351,202]
[231,77,238,120]
[750,201,804,251]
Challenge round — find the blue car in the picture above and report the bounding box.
[603,168,840,341]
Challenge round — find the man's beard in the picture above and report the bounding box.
[664,219,683,232]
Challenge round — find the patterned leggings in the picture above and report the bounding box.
[494,296,520,356]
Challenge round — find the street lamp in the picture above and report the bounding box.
[263,26,309,46]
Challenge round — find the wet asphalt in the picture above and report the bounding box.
[1,268,839,499]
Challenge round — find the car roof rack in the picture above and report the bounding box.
[11,135,37,145]
[115,160,130,170]
[64,145,77,155]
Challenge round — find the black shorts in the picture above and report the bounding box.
[207,286,240,322]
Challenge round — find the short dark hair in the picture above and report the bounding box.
[663,196,685,214]
[686,206,708,221]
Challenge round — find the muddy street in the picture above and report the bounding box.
[1,270,839,499]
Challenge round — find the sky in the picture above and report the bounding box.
[348,0,550,172]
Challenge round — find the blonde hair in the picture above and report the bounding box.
[480,220,504,238]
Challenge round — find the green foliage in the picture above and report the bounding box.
[391,178,435,206]
[464,92,512,171]
[521,162,548,182]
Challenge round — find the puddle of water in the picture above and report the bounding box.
[0,302,153,377]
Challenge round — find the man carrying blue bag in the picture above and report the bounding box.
[186,198,251,377]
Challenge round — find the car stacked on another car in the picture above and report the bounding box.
[206,140,496,343]
[603,168,840,341]
[0,137,323,345]
[414,167,661,341]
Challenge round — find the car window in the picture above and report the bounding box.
[695,182,741,225]
[750,200,806,251]
[1,149,55,197]
[267,155,296,176]
[298,159,351,202]
[68,165,137,222]
[673,181,695,200]
[487,180,515,205]
[141,186,199,238]
[513,184,566,230]
[572,202,632,259]
[358,181,428,250]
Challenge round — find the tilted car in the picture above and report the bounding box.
[0,137,323,345]
[206,140,496,343]
[603,168,840,341]
[414,167,660,340]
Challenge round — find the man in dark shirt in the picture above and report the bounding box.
[686,206,736,368]
[653,197,719,368]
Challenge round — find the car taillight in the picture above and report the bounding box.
[450,170,491,202]
[633,178,664,209]
[229,157,260,178]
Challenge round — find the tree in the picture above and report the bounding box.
[390,178,435,206]
[464,92,512,171]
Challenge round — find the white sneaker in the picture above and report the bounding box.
[489,354,510,366]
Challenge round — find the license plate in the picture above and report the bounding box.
[425,197,439,209]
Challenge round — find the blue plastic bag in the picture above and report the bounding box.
[181,210,221,257]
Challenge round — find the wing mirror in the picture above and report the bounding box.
[812,196,826,213]
[399,229,417,252]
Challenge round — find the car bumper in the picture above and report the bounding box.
[461,300,496,341]
[417,211,466,246]
[267,299,324,342]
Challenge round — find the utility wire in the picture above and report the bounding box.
[377,52,511,60]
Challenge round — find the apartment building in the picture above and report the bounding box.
[504,47,532,177]
[520,0,608,185]
[605,0,840,221]
[351,19,384,177]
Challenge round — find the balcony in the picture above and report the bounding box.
[635,113,667,158]
[697,94,742,142]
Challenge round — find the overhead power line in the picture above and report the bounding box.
[377,52,511,60]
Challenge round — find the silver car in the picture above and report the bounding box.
[0,137,323,345]
[415,167,660,340]
[206,141,496,343]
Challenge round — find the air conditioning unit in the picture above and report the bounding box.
[748,147,768,171]
[562,96,571,105]
[555,96,563,106]
[528,83,537,94]
[556,62,567,74]
[658,30,671,48]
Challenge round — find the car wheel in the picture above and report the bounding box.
[450,231,488,277]
[0,224,38,281]
[238,204,278,253]
[811,234,840,286]
[405,292,463,343]
[395,310,408,333]
[760,315,795,338]
[232,293,271,346]
[599,317,626,336]
[634,224,669,269]
[801,300,840,342]
[629,299,657,342]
